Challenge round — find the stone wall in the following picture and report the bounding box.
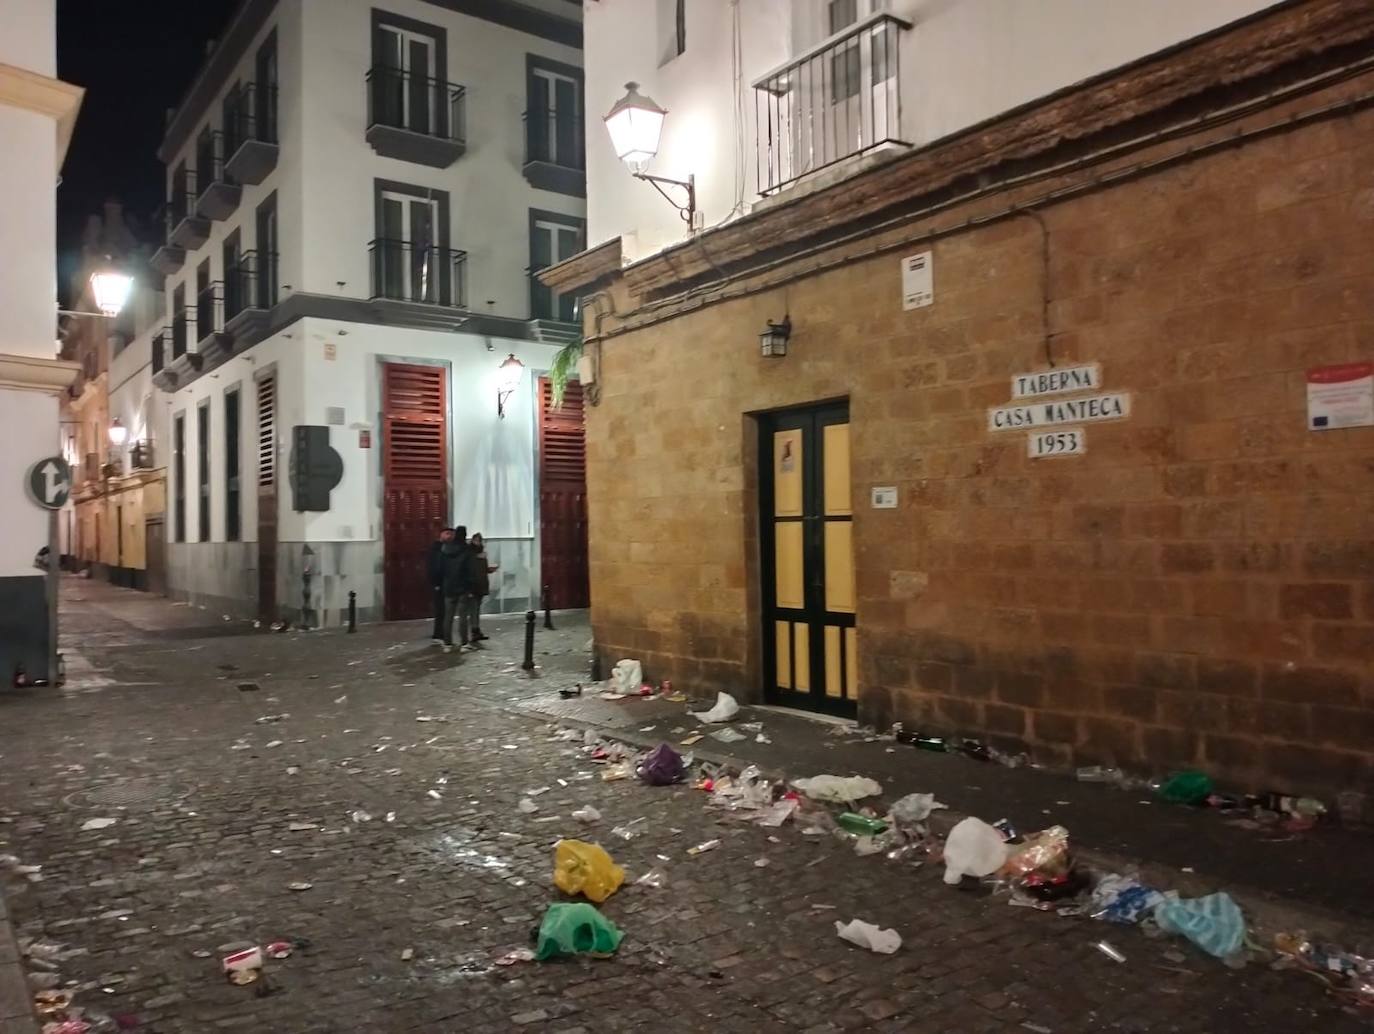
[582,85,1374,796]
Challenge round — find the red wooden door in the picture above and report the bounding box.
[538,377,589,609]
[382,363,448,620]
[256,373,278,621]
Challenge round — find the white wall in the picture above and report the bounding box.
[584,0,1279,262]
[297,0,584,314]
[0,391,59,575]
[108,323,169,475]
[0,0,55,74]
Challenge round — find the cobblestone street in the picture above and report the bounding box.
[0,581,1364,1033]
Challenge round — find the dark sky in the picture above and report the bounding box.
[56,0,238,302]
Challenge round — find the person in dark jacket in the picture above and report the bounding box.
[466,533,498,644]
[438,526,472,651]
[426,527,456,643]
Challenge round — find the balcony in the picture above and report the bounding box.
[224,83,279,185]
[368,239,467,322]
[195,133,242,220]
[150,208,186,275]
[195,282,233,364]
[168,310,202,381]
[753,13,911,196]
[523,110,585,197]
[223,250,278,345]
[130,439,156,470]
[168,181,211,250]
[365,66,466,168]
[151,328,174,391]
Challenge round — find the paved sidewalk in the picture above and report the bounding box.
[0,579,1363,1032]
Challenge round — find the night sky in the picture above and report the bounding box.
[56,0,238,303]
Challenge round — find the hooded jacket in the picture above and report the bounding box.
[439,540,472,596]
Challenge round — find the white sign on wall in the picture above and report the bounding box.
[1028,429,1086,458]
[871,486,898,509]
[1012,364,1101,399]
[1307,363,1374,430]
[901,251,933,310]
[988,392,1130,432]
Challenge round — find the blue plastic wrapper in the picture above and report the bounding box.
[1154,891,1246,958]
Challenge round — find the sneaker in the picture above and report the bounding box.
[443,644,453,653]
[430,637,444,645]
[472,631,489,642]
[460,643,475,653]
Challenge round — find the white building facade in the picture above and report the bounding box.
[152,0,587,626]
[0,0,83,683]
[582,0,1282,261]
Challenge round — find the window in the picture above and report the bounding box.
[372,14,445,135]
[255,30,278,143]
[527,58,584,169]
[172,283,187,358]
[196,126,216,188]
[197,401,211,542]
[828,0,858,33]
[222,81,242,156]
[223,231,242,319]
[658,0,686,64]
[195,259,212,339]
[529,210,584,322]
[225,387,241,541]
[373,180,451,304]
[173,413,186,543]
[255,193,278,308]
[171,161,189,223]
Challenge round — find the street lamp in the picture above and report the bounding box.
[89,267,134,318]
[603,82,696,230]
[497,353,525,419]
[108,418,128,447]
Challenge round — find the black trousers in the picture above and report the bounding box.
[431,586,446,639]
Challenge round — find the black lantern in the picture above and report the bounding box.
[760,315,791,358]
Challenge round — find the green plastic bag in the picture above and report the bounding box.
[1158,769,1213,806]
[535,902,624,960]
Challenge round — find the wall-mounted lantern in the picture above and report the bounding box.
[89,265,134,318]
[107,418,129,447]
[760,315,792,358]
[497,353,525,419]
[604,82,696,230]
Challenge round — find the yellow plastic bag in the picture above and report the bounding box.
[553,839,625,903]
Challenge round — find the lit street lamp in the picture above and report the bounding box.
[108,418,128,447]
[90,267,134,318]
[497,353,525,419]
[604,82,696,229]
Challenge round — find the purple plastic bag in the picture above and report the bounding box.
[638,743,685,786]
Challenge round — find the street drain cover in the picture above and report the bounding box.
[66,779,191,809]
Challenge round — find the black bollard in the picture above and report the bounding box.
[522,610,536,671]
[347,590,357,633]
[543,584,554,630]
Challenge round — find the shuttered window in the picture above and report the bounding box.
[540,379,586,486]
[257,374,275,488]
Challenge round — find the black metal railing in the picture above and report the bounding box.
[753,13,909,195]
[225,250,279,320]
[225,82,279,155]
[196,131,234,192]
[366,66,466,143]
[167,176,198,230]
[523,109,585,169]
[368,239,466,307]
[529,273,577,323]
[196,282,224,340]
[152,329,167,374]
[171,310,193,360]
[131,439,155,470]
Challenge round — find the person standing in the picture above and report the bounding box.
[426,527,454,643]
[439,525,470,652]
[466,533,498,644]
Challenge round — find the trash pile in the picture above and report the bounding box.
[16,934,148,1033]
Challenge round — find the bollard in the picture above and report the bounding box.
[522,610,536,671]
[543,584,555,630]
[347,590,357,633]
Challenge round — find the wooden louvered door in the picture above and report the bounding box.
[383,363,448,620]
[538,377,589,609]
[255,373,278,622]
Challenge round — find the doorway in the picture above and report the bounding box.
[759,402,856,716]
[538,376,589,609]
[382,362,448,620]
[256,372,278,622]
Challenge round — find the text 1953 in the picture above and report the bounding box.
[1028,429,1085,458]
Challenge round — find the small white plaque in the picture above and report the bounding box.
[871,486,898,509]
[901,252,933,310]
[1028,429,1086,458]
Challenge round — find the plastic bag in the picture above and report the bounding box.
[611,659,643,696]
[834,918,902,954]
[535,902,623,960]
[552,839,625,903]
[695,692,741,723]
[890,792,946,827]
[942,817,1010,885]
[1091,873,1162,924]
[1000,825,1070,879]
[1158,770,1213,806]
[638,743,685,785]
[792,774,883,803]
[1154,892,1245,958]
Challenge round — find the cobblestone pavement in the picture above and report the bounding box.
[0,581,1365,1033]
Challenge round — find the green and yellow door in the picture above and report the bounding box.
[760,403,857,716]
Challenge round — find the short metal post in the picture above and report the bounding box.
[543,584,554,630]
[347,590,357,633]
[522,610,536,671]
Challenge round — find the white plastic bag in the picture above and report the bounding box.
[834,918,902,954]
[890,792,946,827]
[611,659,643,696]
[571,805,601,823]
[695,692,740,723]
[791,774,883,803]
[941,817,1009,885]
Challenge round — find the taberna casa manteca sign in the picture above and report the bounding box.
[986,363,1130,455]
